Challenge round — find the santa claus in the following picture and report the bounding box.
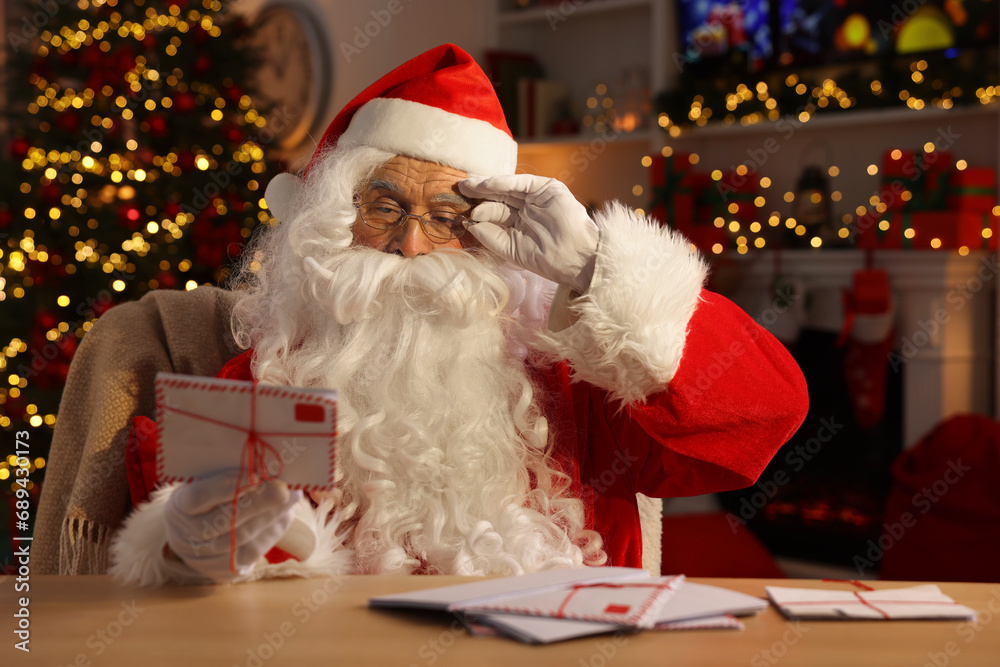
[104,44,808,585]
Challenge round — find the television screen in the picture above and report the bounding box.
[778,0,999,66]
[677,1,774,72]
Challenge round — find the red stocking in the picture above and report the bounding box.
[840,269,894,429]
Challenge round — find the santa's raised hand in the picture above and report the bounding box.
[460,175,599,294]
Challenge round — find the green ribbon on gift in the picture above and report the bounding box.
[907,168,950,210]
[648,155,693,226]
[946,185,996,208]
[694,184,726,223]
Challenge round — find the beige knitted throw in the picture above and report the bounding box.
[34,286,241,575]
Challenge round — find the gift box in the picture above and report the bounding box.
[856,210,997,250]
[648,152,695,228]
[946,167,997,214]
[675,221,729,254]
[905,210,997,251]
[715,171,758,223]
[690,172,758,227]
[879,149,953,211]
[854,210,902,250]
[879,149,918,212]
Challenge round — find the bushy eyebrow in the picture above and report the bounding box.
[429,192,470,208]
[365,178,470,209]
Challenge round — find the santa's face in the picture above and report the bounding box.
[351,155,480,256]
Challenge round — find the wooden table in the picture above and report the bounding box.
[4,575,1000,666]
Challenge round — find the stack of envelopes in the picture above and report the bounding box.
[369,567,768,644]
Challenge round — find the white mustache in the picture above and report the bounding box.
[301,248,509,328]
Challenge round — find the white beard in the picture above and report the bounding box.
[247,245,604,575]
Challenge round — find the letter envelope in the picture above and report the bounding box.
[154,372,337,490]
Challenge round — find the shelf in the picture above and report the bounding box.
[673,103,1000,140]
[516,129,655,151]
[497,0,651,27]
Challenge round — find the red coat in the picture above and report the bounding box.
[127,289,807,570]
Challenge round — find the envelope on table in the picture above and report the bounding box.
[368,566,653,612]
[468,579,765,643]
[455,575,685,629]
[155,372,337,490]
[766,584,977,621]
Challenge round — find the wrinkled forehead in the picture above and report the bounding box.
[361,155,471,206]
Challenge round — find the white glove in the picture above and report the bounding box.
[459,175,600,294]
[164,469,302,583]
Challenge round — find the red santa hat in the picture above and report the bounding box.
[306,43,517,178]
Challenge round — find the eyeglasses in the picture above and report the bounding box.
[354,200,470,242]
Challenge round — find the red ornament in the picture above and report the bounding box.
[176,150,196,170]
[225,85,243,104]
[79,47,102,69]
[34,310,58,332]
[9,137,30,159]
[174,91,196,113]
[41,184,61,202]
[224,123,244,143]
[148,114,168,137]
[156,270,178,289]
[0,209,12,229]
[56,112,81,133]
[119,204,142,230]
[193,55,212,75]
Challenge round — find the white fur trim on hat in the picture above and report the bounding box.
[341,97,518,176]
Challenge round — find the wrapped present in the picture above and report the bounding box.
[879,149,918,212]
[716,172,758,223]
[648,152,695,227]
[676,221,729,254]
[910,150,953,210]
[854,211,901,250]
[879,149,953,211]
[905,210,997,250]
[946,167,997,213]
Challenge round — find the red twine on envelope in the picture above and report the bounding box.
[228,381,284,573]
[822,578,876,591]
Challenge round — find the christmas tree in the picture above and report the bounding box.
[0,0,280,565]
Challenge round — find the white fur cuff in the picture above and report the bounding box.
[109,485,356,586]
[108,483,214,586]
[536,203,708,404]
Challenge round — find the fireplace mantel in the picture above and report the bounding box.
[727,250,996,447]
